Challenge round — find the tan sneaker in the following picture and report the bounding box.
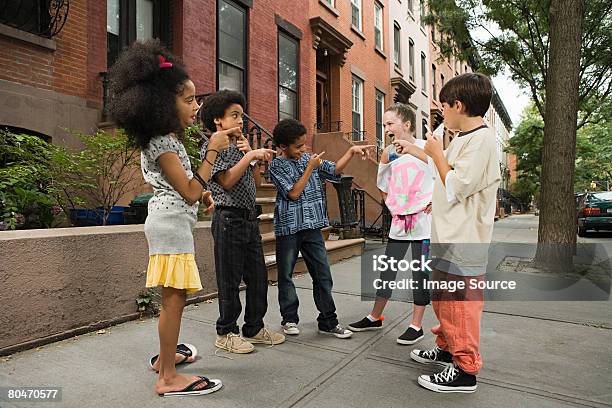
[243,327,286,345]
[215,333,255,354]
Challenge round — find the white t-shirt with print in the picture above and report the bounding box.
[377,139,433,240]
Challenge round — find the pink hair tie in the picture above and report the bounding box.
[158,55,173,68]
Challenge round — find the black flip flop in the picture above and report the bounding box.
[160,376,223,397]
[149,343,198,371]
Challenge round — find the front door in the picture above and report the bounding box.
[316,75,330,132]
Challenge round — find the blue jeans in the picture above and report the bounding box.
[276,228,338,331]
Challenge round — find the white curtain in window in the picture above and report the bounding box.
[136,0,154,40]
[107,0,120,35]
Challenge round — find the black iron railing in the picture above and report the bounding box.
[345,130,367,142]
[364,200,391,240]
[352,187,366,238]
[243,111,275,181]
[330,176,358,230]
[0,0,70,38]
[314,121,343,133]
[376,143,385,162]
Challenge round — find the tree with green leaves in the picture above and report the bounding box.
[508,100,611,202]
[50,129,141,226]
[575,99,612,191]
[426,0,608,257]
[506,103,543,204]
[0,131,57,230]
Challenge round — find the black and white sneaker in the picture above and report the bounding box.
[410,346,453,366]
[417,363,477,393]
[396,327,424,345]
[348,317,383,332]
[318,325,353,339]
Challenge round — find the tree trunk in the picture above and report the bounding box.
[535,0,584,265]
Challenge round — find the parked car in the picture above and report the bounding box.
[576,191,612,236]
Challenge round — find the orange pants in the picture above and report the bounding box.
[430,270,484,375]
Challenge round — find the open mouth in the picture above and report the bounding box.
[387,132,395,139]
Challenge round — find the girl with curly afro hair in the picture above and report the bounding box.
[108,40,242,397]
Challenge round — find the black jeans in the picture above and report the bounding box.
[276,228,338,331]
[211,207,268,337]
[376,238,431,306]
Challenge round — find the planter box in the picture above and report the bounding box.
[69,206,127,226]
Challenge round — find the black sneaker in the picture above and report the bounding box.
[318,325,353,339]
[417,363,477,393]
[348,317,383,332]
[410,346,453,366]
[396,327,424,345]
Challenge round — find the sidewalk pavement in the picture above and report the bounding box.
[1,215,611,407]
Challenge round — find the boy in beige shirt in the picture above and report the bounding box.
[394,73,500,393]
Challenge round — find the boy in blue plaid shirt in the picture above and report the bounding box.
[269,119,373,338]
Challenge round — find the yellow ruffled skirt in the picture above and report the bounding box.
[146,253,203,294]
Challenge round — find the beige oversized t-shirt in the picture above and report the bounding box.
[429,125,501,275]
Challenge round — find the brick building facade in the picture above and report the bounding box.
[0,0,105,149]
[309,0,390,149]
[0,0,315,148]
[0,0,514,213]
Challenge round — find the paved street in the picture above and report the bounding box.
[1,215,611,408]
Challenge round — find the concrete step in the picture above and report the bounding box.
[265,237,365,282]
[258,213,274,234]
[256,197,276,214]
[257,183,277,199]
[260,226,333,253]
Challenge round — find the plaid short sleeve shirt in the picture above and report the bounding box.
[269,154,341,237]
[200,139,256,209]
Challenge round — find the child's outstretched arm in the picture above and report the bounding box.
[236,134,264,187]
[215,147,275,190]
[392,139,428,163]
[334,145,375,175]
[286,152,324,201]
[159,128,237,205]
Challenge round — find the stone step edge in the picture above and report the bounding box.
[264,238,365,266]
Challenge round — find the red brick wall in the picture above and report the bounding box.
[179,0,313,135]
[0,0,105,107]
[0,35,54,91]
[248,0,313,133]
[508,153,518,184]
[180,0,217,95]
[86,0,107,108]
[312,0,391,149]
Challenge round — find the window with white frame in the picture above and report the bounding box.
[322,0,335,7]
[278,31,299,120]
[351,0,362,31]
[393,22,401,68]
[409,38,415,81]
[218,0,247,94]
[352,76,364,141]
[432,64,437,99]
[374,2,383,50]
[420,52,427,94]
[407,0,414,15]
[107,0,167,68]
